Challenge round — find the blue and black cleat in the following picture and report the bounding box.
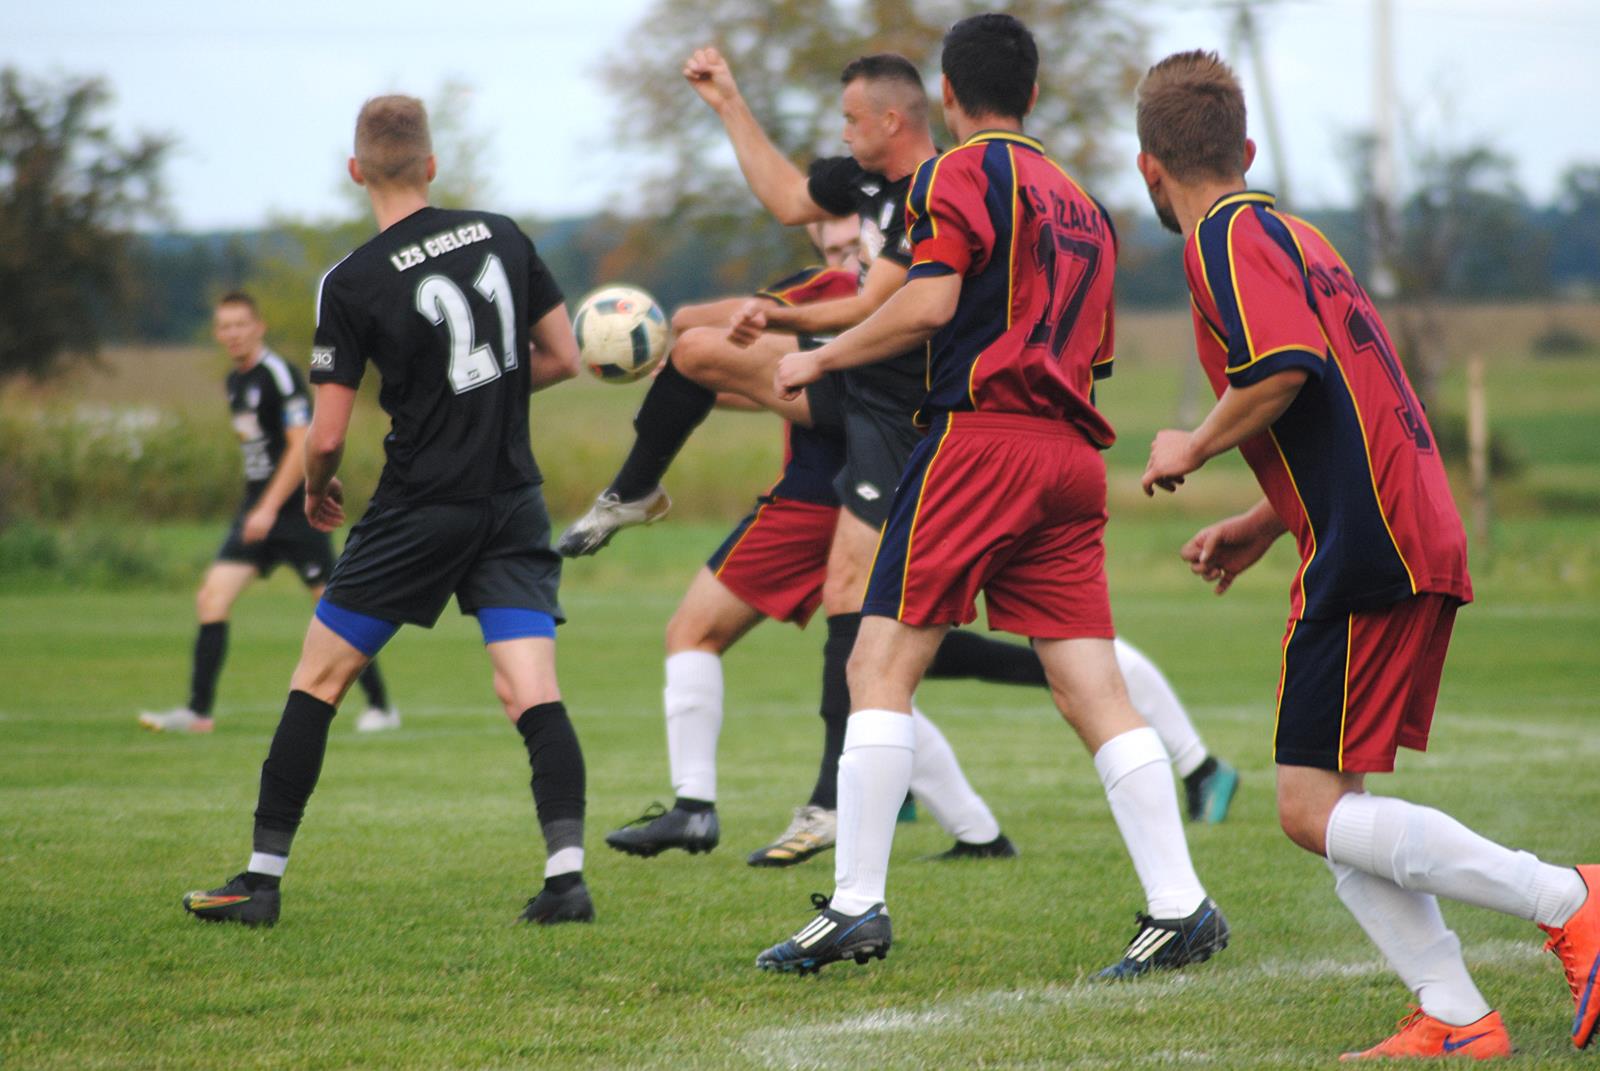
[756,893,892,975]
[1095,897,1229,980]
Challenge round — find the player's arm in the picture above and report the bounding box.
[733,257,903,344]
[684,47,828,225]
[1180,498,1287,595]
[1141,369,1308,495]
[528,302,581,391]
[241,423,310,543]
[774,273,960,397]
[672,296,750,334]
[303,383,356,532]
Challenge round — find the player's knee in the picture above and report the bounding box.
[195,583,231,622]
[664,608,724,656]
[671,327,719,380]
[821,571,864,616]
[1276,790,1330,856]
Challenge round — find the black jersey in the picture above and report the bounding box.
[226,347,311,500]
[309,206,565,505]
[806,156,926,415]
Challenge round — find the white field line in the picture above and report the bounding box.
[738,940,1546,1070]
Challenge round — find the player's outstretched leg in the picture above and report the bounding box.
[182,609,393,927]
[1302,775,1600,1049]
[143,563,258,732]
[557,356,712,557]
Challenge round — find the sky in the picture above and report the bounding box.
[6,0,1598,231]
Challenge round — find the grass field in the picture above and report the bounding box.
[3,307,1598,1067]
[4,510,1598,1069]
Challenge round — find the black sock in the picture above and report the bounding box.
[608,357,716,501]
[673,797,715,813]
[252,690,338,859]
[926,629,1049,687]
[516,702,586,856]
[356,660,389,710]
[807,613,860,810]
[188,621,228,715]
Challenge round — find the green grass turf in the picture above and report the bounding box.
[3,513,1599,1069]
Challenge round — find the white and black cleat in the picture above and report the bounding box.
[557,487,671,558]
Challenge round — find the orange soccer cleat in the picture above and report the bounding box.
[1540,864,1600,1049]
[1340,1008,1512,1062]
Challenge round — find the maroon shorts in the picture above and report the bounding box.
[1274,593,1459,772]
[861,412,1113,639]
[706,496,839,626]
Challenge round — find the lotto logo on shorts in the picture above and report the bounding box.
[310,347,335,370]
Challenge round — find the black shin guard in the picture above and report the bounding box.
[807,613,860,810]
[516,702,587,856]
[926,629,1049,686]
[252,690,337,857]
[189,621,229,715]
[608,358,716,501]
[356,660,389,710]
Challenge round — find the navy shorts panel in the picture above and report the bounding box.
[322,486,563,628]
[216,502,335,587]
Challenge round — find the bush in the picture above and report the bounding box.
[1531,324,1597,358]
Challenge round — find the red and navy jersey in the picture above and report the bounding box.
[904,131,1116,446]
[755,266,853,505]
[1185,190,1471,619]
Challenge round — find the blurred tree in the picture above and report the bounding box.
[597,0,1147,296]
[0,69,170,381]
[1548,162,1600,293]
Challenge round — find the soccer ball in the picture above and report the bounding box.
[573,285,669,382]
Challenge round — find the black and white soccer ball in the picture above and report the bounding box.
[574,284,669,383]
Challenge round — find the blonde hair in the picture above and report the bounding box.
[1136,51,1248,181]
[354,95,432,188]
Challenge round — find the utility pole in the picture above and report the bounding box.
[1369,0,1399,298]
[1227,1,1292,204]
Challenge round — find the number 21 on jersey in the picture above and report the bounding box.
[415,253,518,394]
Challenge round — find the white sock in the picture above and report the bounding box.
[663,651,723,803]
[1328,859,1491,1026]
[247,851,286,877]
[1114,638,1206,778]
[909,706,1001,844]
[1326,792,1587,927]
[832,709,916,916]
[544,845,584,879]
[1093,727,1207,918]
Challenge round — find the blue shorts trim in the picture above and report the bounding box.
[477,607,557,644]
[315,598,400,657]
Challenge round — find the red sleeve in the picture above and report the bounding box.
[904,149,993,280]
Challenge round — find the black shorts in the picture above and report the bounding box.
[806,373,925,528]
[321,485,564,628]
[217,499,335,587]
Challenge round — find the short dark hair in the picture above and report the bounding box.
[839,52,922,91]
[1136,51,1248,181]
[941,13,1038,121]
[216,290,259,317]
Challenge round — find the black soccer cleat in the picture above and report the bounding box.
[603,802,719,858]
[1094,897,1229,980]
[926,833,1019,862]
[182,873,280,927]
[1184,757,1239,824]
[756,893,892,975]
[516,880,595,926]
